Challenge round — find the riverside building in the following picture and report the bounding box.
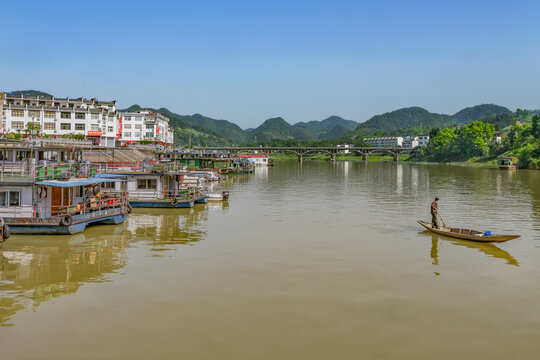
[118,110,174,146]
[364,137,404,148]
[1,93,119,146]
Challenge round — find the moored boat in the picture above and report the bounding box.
[417,220,519,243]
[208,191,230,202]
[497,157,519,170]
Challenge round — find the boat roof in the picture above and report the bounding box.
[35,178,123,187]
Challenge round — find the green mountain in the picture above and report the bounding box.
[121,105,247,144]
[295,115,359,133]
[119,105,232,146]
[318,124,350,139]
[170,113,247,144]
[351,104,513,136]
[451,104,512,123]
[248,117,316,142]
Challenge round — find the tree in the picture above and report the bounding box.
[458,121,495,157]
[25,122,41,137]
[532,115,540,140]
[428,128,458,160]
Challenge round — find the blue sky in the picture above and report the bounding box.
[2,0,540,128]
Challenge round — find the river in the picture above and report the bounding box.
[1,161,540,359]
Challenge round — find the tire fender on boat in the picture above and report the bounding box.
[61,214,73,226]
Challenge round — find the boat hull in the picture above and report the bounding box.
[6,212,127,235]
[194,197,208,204]
[130,200,194,208]
[417,220,519,243]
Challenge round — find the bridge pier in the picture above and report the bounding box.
[393,153,399,162]
[362,153,368,161]
[298,154,303,162]
[330,153,336,161]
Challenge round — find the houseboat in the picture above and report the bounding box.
[0,169,128,235]
[0,141,129,235]
[237,154,270,166]
[497,157,519,170]
[97,162,208,208]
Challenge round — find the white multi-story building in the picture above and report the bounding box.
[416,134,430,147]
[118,110,173,145]
[364,137,404,148]
[1,93,119,146]
[402,136,419,148]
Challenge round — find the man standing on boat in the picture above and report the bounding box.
[431,198,440,229]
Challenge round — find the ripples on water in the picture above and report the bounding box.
[1,161,539,359]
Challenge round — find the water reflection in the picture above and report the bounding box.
[0,227,129,326]
[126,206,209,251]
[426,233,519,267]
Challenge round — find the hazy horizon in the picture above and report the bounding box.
[2,0,540,128]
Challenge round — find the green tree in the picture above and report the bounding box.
[532,115,540,139]
[25,122,41,137]
[428,128,458,160]
[459,121,495,157]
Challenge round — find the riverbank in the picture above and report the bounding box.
[270,153,506,168]
[270,153,411,162]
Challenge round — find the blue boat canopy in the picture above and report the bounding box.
[35,178,123,188]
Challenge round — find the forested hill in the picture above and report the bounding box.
[119,105,233,146]
[351,104,513,135]
[247,117,315,142]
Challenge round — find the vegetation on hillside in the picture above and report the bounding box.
[418,110,540,169]
[350,104,512,136]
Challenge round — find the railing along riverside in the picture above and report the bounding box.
[0,162,96,181]
[93,161,186,174]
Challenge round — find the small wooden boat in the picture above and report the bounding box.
[417,220,519,243]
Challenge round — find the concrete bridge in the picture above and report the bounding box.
[190,146,413,162]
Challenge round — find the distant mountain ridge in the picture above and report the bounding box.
[5,90,525,145]
[294,115,359,140]
[248,117,315,142]
[351,104,513,135]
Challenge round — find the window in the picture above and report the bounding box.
[75,124,85,131]
[11,109,24,117]
[135,124,142,129]
[16,151,28,161]
[91,114,100,120]
[91,124,99,131]
[44,122,55,130]
[75,113,85,119]
[11,121,24,129]
[44,111,56,118]
[124,124,131,129]
[108,116,114,122]
[28,110,41,118]
[137,179,157,189]
[0,191,21,207]
[61,112,71,119]
[124,132,131,137]
[146,132,154,138]
[60,123,71,130]
[9,191,20,206]
[108,126,114,132]
[146,124,153,129]
[102,182,115,189]
[124,116,132,121]
[134,132,142,138]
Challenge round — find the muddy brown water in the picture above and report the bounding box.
[1,161,539,359]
